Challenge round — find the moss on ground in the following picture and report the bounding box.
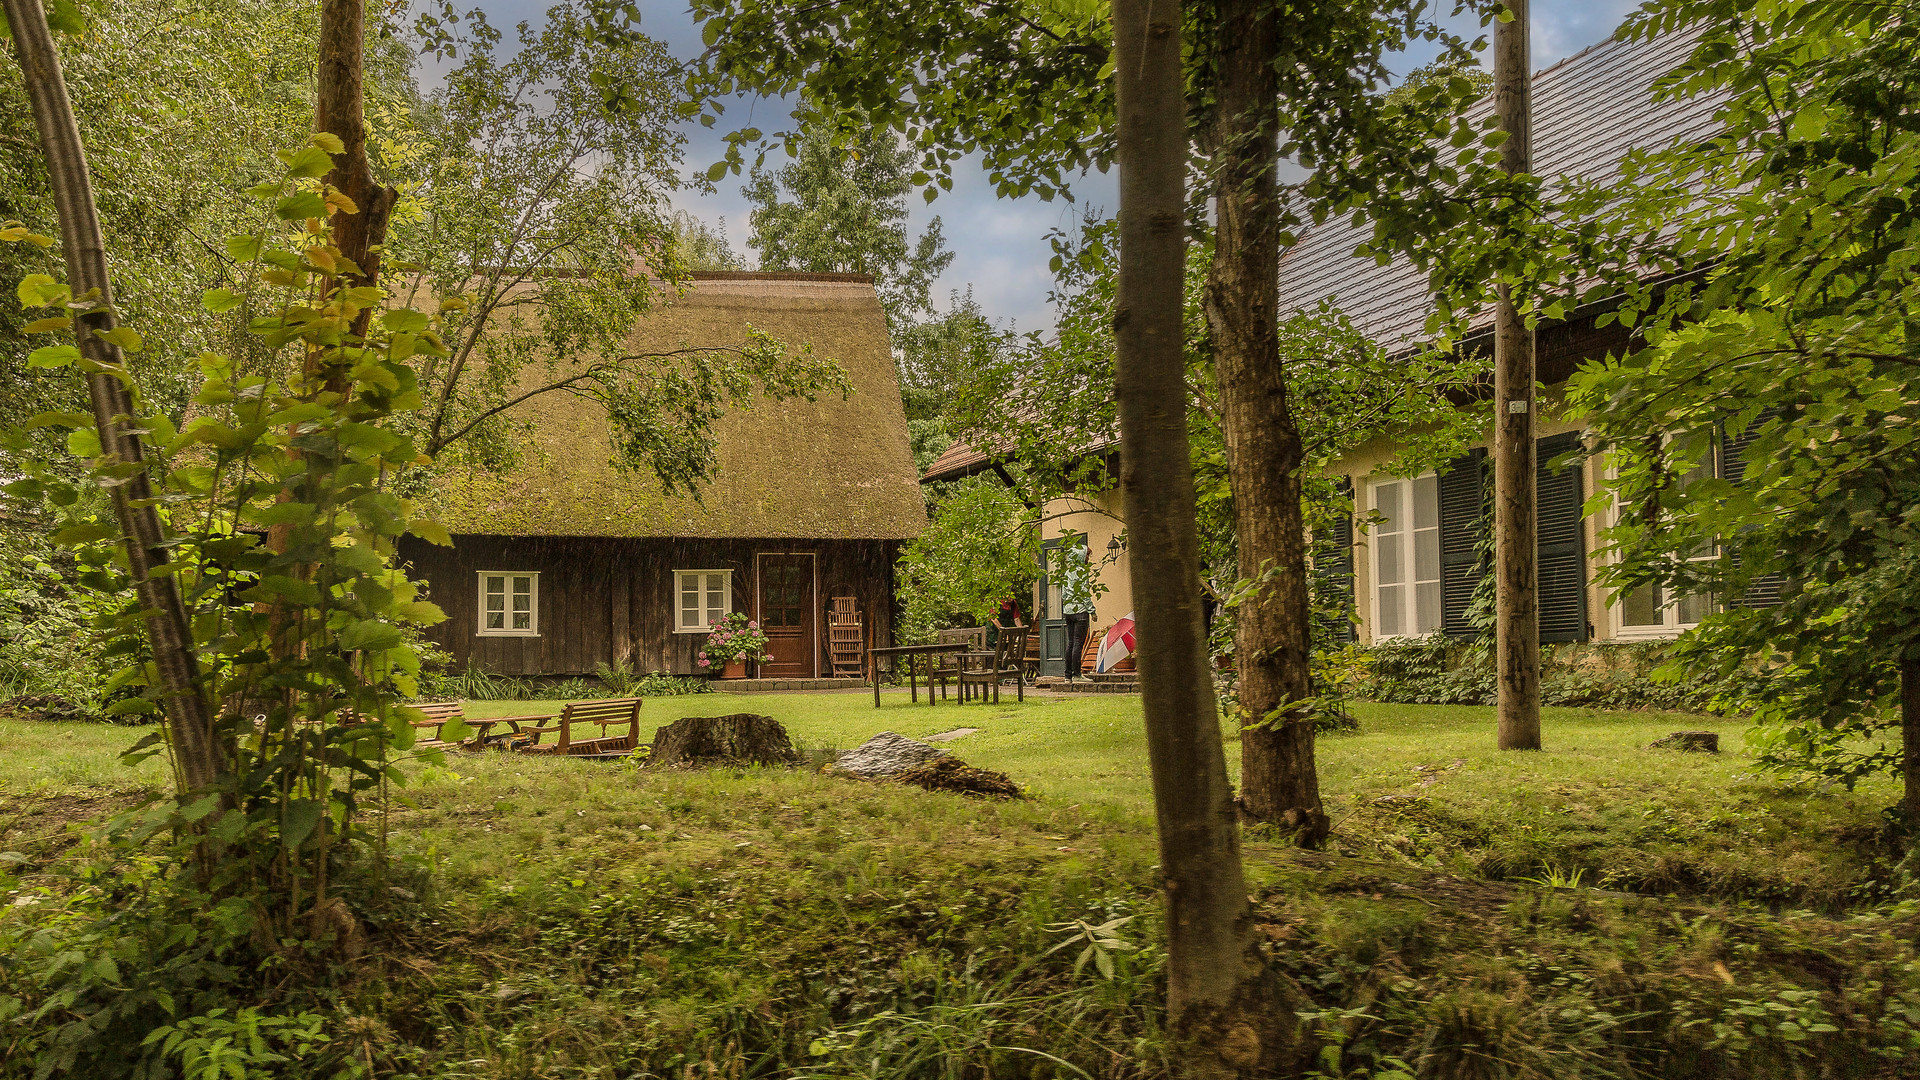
[5,697,1920,1077]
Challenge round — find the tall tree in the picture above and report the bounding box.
[1490,0,1541,750]
[743,113,954,330]
[1,0,223,796]
[1202,0,1323,838]
[1111,0,1300,1069]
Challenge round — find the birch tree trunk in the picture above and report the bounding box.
[1112,0,1305,1071]
[1204,0,1329,845]
[2,0,226,794]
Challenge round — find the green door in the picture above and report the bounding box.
[1036,538,1070,678]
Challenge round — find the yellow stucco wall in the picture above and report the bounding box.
[1034,488,1134,631]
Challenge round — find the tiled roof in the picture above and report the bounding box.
[1276,27,1723,346]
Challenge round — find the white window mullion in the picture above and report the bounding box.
[673,569,732,632]
[476,571,539,637]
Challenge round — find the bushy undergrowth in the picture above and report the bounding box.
[10,762,1920,1078]
[420,660,712,702]
[1356,636,1740,712]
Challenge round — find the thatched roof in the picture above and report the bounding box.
[423,273,927,540]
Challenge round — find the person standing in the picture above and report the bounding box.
[1058,541,1094,680]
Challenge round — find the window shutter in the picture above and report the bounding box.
[1536,432,1589,643]
[1312,477,1356,644]
[1439,450,1487,638]
[1719,417,1784,607]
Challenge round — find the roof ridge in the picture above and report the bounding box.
[689,271,876,284]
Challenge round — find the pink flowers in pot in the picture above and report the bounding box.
[697,612,774,669]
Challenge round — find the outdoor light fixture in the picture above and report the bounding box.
[1107,535,1126,555]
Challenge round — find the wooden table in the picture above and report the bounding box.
[867,643,969,707]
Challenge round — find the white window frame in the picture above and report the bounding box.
[1368,472,1443,641]
[1607,436,1717,640]
[673,569,733,633]
[476,571,540,637]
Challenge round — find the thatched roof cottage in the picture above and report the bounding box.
[400,272,927,679]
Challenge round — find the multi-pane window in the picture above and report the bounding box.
[477,572,538,636]
[674,570,731,632]
[1372,474,1442,639]
[1616,433,1716,636]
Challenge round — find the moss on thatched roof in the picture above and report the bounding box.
[423,274,927,540]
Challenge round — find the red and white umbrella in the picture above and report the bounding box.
[1094,614,1136,674]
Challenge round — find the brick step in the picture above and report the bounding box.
[1052,678,1140,694]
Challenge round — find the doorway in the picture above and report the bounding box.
[756,552,817,678]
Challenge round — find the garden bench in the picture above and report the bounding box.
[338,701,523,751]
[514,697,645,759]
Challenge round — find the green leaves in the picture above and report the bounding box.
[17,274,69,308]
[27,344,79,369]
[274,191,327,221]
[278,145,335,179]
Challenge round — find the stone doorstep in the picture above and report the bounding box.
[713,677,867,693]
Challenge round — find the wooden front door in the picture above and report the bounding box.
[756,552,817,678]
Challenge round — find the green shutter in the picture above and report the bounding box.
[1536,432,1589,643]
[1439,449,1488,638]
[1719,417,1784,607]
[1312,477,1357,645]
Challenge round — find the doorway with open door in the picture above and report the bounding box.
[756,552,817,678]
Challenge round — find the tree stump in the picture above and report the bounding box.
[1650,730,1719,753]
[647,714,800,768]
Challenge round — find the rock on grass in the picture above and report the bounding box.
[834,731,948,777]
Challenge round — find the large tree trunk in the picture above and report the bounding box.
[1903,656,1920,823]
[3,0,226,794]
[1492,0,1541,751]
[1204,0,1329,846]
[1112,0,1304,1073]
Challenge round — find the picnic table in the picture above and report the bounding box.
[867,642,970,708]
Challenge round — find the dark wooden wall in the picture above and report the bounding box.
[397,534,899,676]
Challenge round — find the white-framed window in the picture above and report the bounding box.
[1611,433,1716,638]
[1370,473,1442,639]
[674,569,732,632]
[477,571,539,636]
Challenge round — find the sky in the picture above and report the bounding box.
[467,0,1643,335]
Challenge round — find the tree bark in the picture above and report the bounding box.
[315,0,397,345]
[1903,655,1920,823]
[1492,0,1541,751]
[2,0,226,794]
[1204,0,1329,846]
[1112,0,1304,1073]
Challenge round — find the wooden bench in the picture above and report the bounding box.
[515,698,645,759]
[338,700,513,751]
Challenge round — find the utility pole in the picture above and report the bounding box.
[1493,0,1541,751]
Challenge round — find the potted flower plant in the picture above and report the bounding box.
[698,612,773,679]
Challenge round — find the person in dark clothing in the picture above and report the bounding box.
[1057,541,1094,680]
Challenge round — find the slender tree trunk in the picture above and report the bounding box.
[3,0,226,793]
[1205,0,1328,846]
[1903,655,1920,823]
[1112,0,1305,1073]
[315,0,397,345]
[1492,0,1541,751]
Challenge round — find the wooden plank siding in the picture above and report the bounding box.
[397,535,900,677]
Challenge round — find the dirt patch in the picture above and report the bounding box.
[924,727,981,743]
[892,757,1022,800]
[0,694,103,724]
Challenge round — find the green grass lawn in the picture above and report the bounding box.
[5,691,1900,906]
[6,694,1920,1077]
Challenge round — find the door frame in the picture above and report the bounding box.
[754,550,819,679]
[1035,537,1072,678]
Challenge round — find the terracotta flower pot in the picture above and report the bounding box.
[720,659,748,679]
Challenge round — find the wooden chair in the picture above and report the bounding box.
[828,594,865,679]
[515,697,645,759]
[929,626,986,701]
[959,623,1030,704]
